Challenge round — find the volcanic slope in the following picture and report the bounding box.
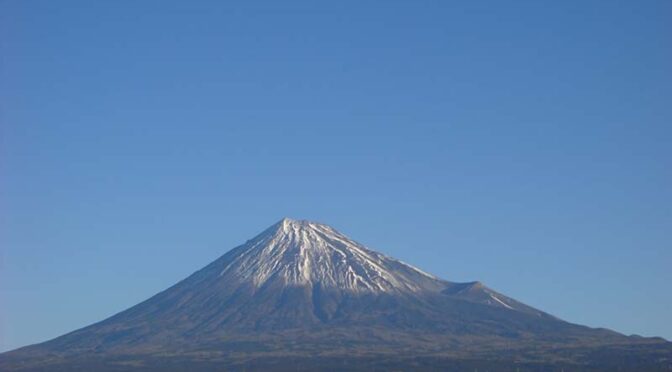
[2,218,670,371]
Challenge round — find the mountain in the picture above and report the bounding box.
[2,218,670,371]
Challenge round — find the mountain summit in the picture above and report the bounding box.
[2,219,670,371]
[222,217,443,293]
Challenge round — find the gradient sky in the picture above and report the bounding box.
[1,0,671,352]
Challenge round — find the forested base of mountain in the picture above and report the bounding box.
[3,342,671,372]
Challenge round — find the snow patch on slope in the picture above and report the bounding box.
[489,294,514,310]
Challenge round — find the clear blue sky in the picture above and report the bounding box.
[1,0,670,352]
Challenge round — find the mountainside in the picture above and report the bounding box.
[2,218,670,371]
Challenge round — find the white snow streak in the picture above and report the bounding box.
[489,294,514,310]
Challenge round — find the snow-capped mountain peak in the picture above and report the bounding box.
[216,218,442,293]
